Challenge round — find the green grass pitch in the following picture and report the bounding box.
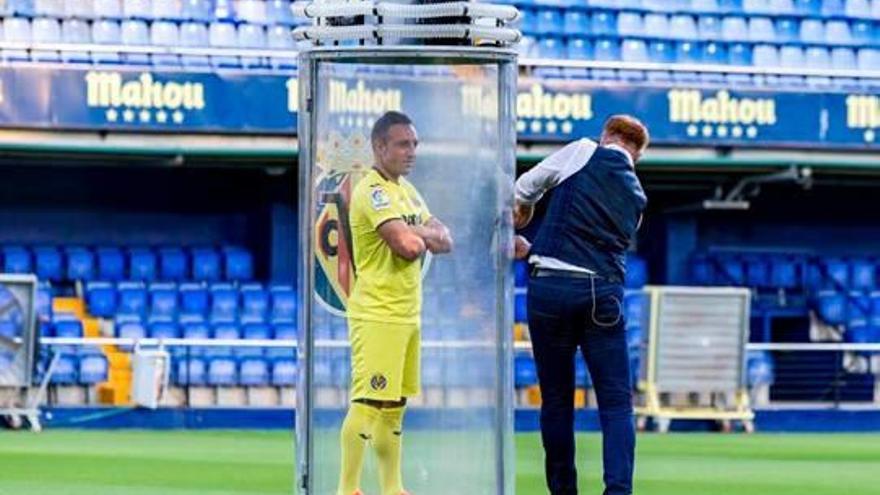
[1,430,879,494]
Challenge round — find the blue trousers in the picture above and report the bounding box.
[527,273,635,495]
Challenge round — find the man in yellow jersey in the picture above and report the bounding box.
[338,111,453,495]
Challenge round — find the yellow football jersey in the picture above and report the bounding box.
[347,168,431,324]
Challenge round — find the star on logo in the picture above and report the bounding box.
[156,111,168,123]
[731,126,743,138]
[560,121,573,134]
[105,108,118,122]
[530,120,543,133]
[139,110,151,123]
[122,109,135,122]
[865,129,876,143]
[516,120,526,132]
[746,126,758,138]
[172,111,184,124]
[686,125,698,137]
[546,121,558,133]
[716,125,729,137]
[702,125,713,138]
[355,117,364,128]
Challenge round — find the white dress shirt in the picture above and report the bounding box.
[515,139,635,274]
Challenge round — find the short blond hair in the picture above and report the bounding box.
[602,115,650,152]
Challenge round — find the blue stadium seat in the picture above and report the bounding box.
[117,281,147,317]
[847,291,871,326]
[647,41,674,81]
[617,12,644,36]
[746,351,774,386]
[210,284,239,323]
[795,0,822,14]
[78,353,109,385]
[770,257,800,289]
[34,0,63,17]
[241,285,269,323]
[34,246,63,282]
[214,0,236,22]
[85,281,116,318]
[3,246,32,274]
[692,0,722,11]
[53,316,84,338]
[238,23,268,67]
[270,285,296,323]
[821,0,846,15]
[91,20,122,63]
[66,247,95,281]
[845,321,880,344]
[825,21,853,46]
[7,0,35,16]
[60,19,92,63]
[593,39,620,61]
[770,0,796,13]
[238,0,268,24]
[624,292,646,328]
[514,353,538,388]
[207,357,238,386]
[128,248,157,282]
[149,282,179,320]
[148,318,180,339]
[536,37,564,59]
[780,46,805,70]
[644,14,670,39]
[563,10,588,36]
[515,292,527,323]
[825,258,850,289]
[153,0,183,20]
[799,19,824,44]
[816,290,847,325]
[591,11,617,36]
[702,41,727,64]
[850,259,876,291]
[116,317,146,351]
[625,256,648,288]
[120,20,151,65]
[93,0,122,19]
[180,318,209,356]
[180,282,209,318]
[180,22,211,67]
[122,0,151,20]
[182,0,215,22]
[851,21,874,45]
[151,20,181,66]
[698,15,722,39]
[273,322,297,340]
[96,247,124,281]
[36,282,53,335]
[267,0,295,25]
[190,247,221,281]
[2,17,31,61]
[690,254,713,285]
[267,23,294,49]
[159,247,188,281]
[670,15,699,40]
[858,48,880,70]
[745,257,771,288]
[774,18,799,43]
[51,354,78,385]
[514,260,529,288]
[721,16,748,41]
[224,248,254,281]
[847,0,872,16]
[175,357,207,385]
[239,357,270,386]
[728,42,751,67]
[753,44,780,67]
[675,41,702,64]
[743,0,773,12]
[748,17,776,42]
[271,358,297,386]
[536,9,563,35]
[621,39,649,64]
[238,322,270,357]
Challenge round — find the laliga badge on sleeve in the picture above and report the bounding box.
[371,186,391,210]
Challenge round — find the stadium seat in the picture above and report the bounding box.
[721,16,749,41]
[60,19,92,63]
[3,17,32,61]
[214,0,236,22]
[515,292,527,323]
[53,317,84,338]
[91,20,122,63]
[180,283,209,318]
[850,259,876,291]
[148,318,180,340]
[271,358,297,386]
[50,354,78,385]
[780,46,805,69]
[273,322,297,340]
[159,247,188,281]
[770,257,800,289]
[148,283,179,320]
[180,22,212,67]
[858,48,880,70]
[563,11,588,36]
[644,14,670,39]
[2,246,32,274]
[238,23,268,67]
[241,285,269,323]
[536,9,563,35]
[514,353,538,388]
[191,247,221,281]
[93,0,122,19]
[207,357,238,386]
[267,0,295,25]
[238,0,268,24]
[748,17,776,42]
[825,258,850,289]
[78,353,109,385]
[621,39,649,65]
[36,282,53,330]
[770,0,796,12]
[181,318,210,356]
[153,0,183,20]
[239,357,270,386]
[7,0,35,16]
[224,248,254,281]
[34,246,63,282]
[825,21,853,46]
[85,282,116,318]
[120,20,151,64]
[728,42,752,66]
[117,282,148,317]
[617,12,644,36]
[65,247,94,281]
[625,256,648,288]
[30,17,61,62]
[851,21,874,45]
[753,44,780,67]
[774,18,798,43]
[698,15,722,39]
[624,292,646,327]
[536,37,564,60]
[96,247,125,281]
[122,0,151,20]
[269,285,297,323]
[675,41,702,64]
[799,19,825,44]
[116,317,146,350]
[182,0,215,22]
[746,351,774,386]
[591,11,617,36]
[175,357,207,385]
[795,0,822,14]
[847,291,872,326]
[744,0,773,12]
[816,290,847,325]
[267,23,294,49]
[210,284,239,323]
[150,20,181,66]
[669,15,699,40]
[702,41,727,65]
[821,0,846,15]
[128,248,157,282]
[34,0,63,17]
[692,0,722,11]
[745,256,771,288]
[593,39,620,62]
[239,322,270,357]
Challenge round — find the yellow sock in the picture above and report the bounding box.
[338,402,380,495]
[373,406,406,495]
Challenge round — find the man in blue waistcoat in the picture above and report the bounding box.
[513,115,649,495]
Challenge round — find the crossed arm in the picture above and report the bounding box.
[377,217,453,261]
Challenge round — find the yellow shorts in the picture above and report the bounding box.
[348,318,420,402]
